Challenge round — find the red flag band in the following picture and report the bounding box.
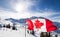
[46,19,57,32]
[27,19,34,30]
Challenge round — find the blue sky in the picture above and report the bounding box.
[0,0,60,22]
[29,0,60,12]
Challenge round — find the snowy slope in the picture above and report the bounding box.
[0,19,34,37]
[0,27,34,37]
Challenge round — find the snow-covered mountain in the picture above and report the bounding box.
[5,16,46,24]
[5,18,19,24]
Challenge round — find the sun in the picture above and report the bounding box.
[14,2,29,12]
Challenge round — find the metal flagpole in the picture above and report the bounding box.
[25,24,26,37]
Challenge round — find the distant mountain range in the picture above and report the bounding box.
[5,18,19,23]
[5,18,26,24]
[5,16,46,24]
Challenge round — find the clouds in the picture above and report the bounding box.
[0,9,31,19]
[0,0,60,22]
[28,0,60,22]
[0,0,32,19]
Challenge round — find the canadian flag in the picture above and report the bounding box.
[27,18,57,32]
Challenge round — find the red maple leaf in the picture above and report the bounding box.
[34,19,43,28]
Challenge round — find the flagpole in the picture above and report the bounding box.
[25,24,26,37]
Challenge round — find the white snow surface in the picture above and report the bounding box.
[0,27,34,37]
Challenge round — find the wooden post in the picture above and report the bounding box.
[40,32,44,37]
[55,35,58,37]
[47,32,50,37]
[49,32,51,37]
